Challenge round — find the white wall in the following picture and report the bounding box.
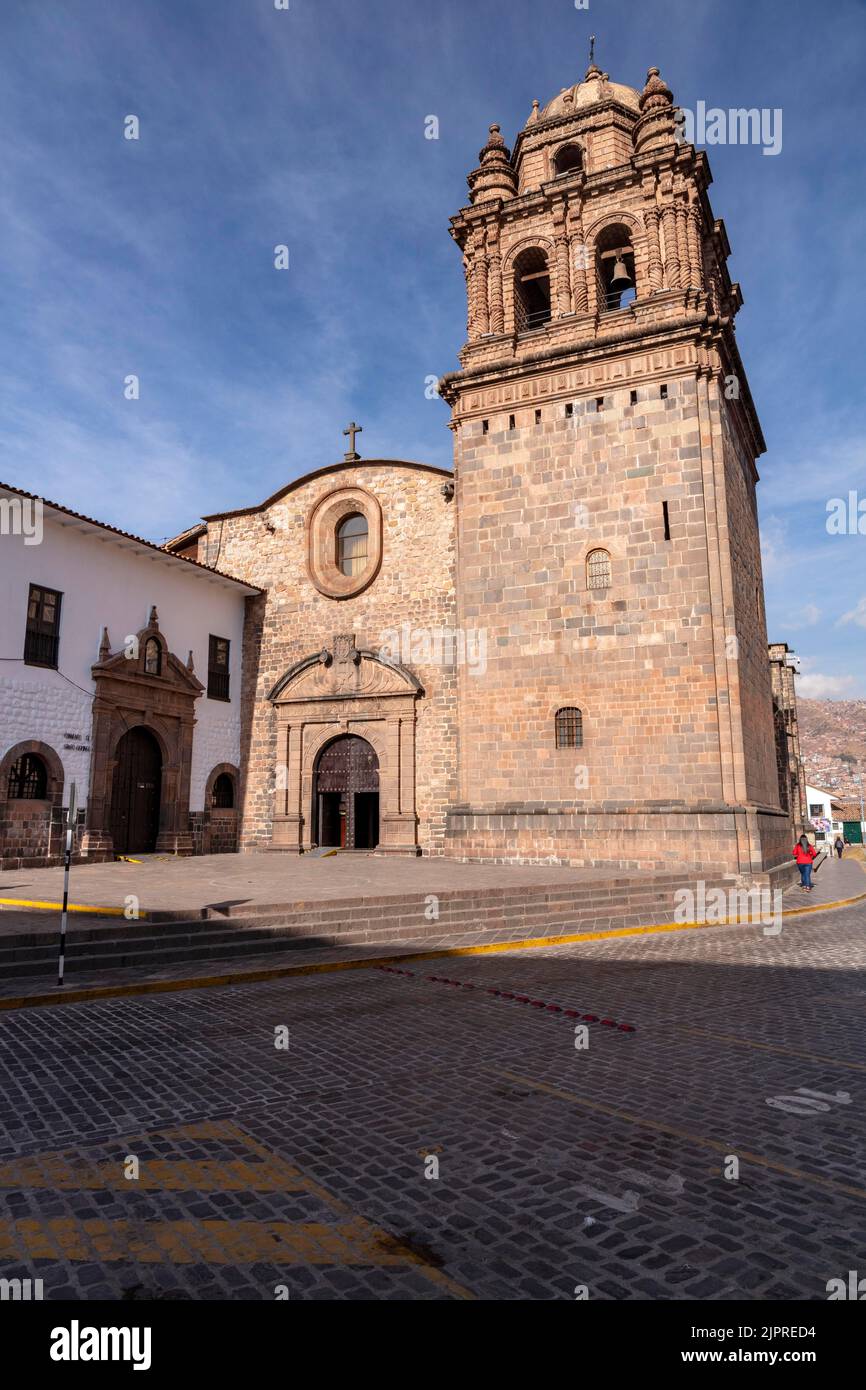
[0,513,248,810]
[805,784,835,841]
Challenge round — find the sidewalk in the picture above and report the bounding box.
[782,851,866,910]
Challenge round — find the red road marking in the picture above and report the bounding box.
[375,965,636,1033]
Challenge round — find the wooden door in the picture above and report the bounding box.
[314,736,379,849]
[110,727,162,854]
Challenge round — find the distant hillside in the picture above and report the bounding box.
[797,699,866,796]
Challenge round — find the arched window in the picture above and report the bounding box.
[596,223,636,312]
[587,548,612,590]
[336,514,369,577]
[211,772,235,809]
[144,637,161,675]
[554,144,583,176]
[555,708,583,749]
[7,752,48,799]
[513,247,551,332]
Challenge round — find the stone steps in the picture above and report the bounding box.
[0,872,734,984]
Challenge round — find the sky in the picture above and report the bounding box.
[1,0,865,697]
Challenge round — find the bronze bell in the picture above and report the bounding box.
[609,255,633,292]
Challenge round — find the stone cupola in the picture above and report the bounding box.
[467,124,518,206]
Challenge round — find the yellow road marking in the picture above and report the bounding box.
[669,1024,866,1073]
[0,897,138,917]
[219,1117,469,1301]
[0,1154,309,1192]
[491,1068,866,1203]
[2,884,862,1012]
[0,1216,420,1265]
[0,1117,473,1298]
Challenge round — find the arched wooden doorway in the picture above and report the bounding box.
[109,727,162,854]
[314,735,379,850]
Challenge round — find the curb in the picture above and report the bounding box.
[0,897,139,917]
[1,888,863,1012]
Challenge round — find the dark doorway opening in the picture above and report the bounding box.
[109,727,162,854]
[353,792,379,850]
[314,735,379,850]
[319,791,346,848]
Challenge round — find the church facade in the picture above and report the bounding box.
[0,60,802,878]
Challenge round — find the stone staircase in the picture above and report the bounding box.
[0,871,738,987]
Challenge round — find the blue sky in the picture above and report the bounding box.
[1,0,865,696]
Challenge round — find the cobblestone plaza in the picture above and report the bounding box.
[1,877,864,1300]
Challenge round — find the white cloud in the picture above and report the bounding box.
[838,596,866,629]
[787,602,821,629]
[796,672,857,698]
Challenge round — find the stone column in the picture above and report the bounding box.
[570,221,588,312]
[644,207,663,291]
[486,226,504,333]
[661,205,680,289]
[468,229,489,337]
[270,717,305,853]
[676,204,691,287]
[376,711,418,853]
[553,205,572,316]
[687,203,704,291]
[80,697,114,857]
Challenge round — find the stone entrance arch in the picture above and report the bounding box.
[268,633,421,855]
[81,608,203,858]
[314,734,380,850]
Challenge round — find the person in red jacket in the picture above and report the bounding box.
[793,834,818,890]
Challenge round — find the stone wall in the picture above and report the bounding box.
[450,373,722,809]
[719,396,779,810]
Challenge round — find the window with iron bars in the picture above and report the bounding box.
[555,707,583,749]
[586,549,612,589]
[7,753,48,800]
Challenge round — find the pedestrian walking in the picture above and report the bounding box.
[835,835,845,859]
[793,834,817,891]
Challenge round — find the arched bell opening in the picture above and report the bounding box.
[596,223,636,312]
[513,247,552,332]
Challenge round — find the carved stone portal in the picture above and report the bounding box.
[267,635,422,854]
[82,610,203,858]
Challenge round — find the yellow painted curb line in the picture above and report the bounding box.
[0,897,143,918]
[780,889,866,917]
[0,886,863,1012]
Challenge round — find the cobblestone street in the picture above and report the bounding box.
[1,900,864,1301]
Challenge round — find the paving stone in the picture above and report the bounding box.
[0,901,864,1299]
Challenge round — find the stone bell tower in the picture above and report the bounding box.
[439,59,790,878]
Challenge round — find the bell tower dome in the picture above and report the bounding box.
[439,57,790,879]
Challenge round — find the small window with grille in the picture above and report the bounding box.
[24,584,62,668]
[208,636,230,701]
[555,707,583,749]
[7,752,48,800]
[586,548,612,590]
[211,772,235,808]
